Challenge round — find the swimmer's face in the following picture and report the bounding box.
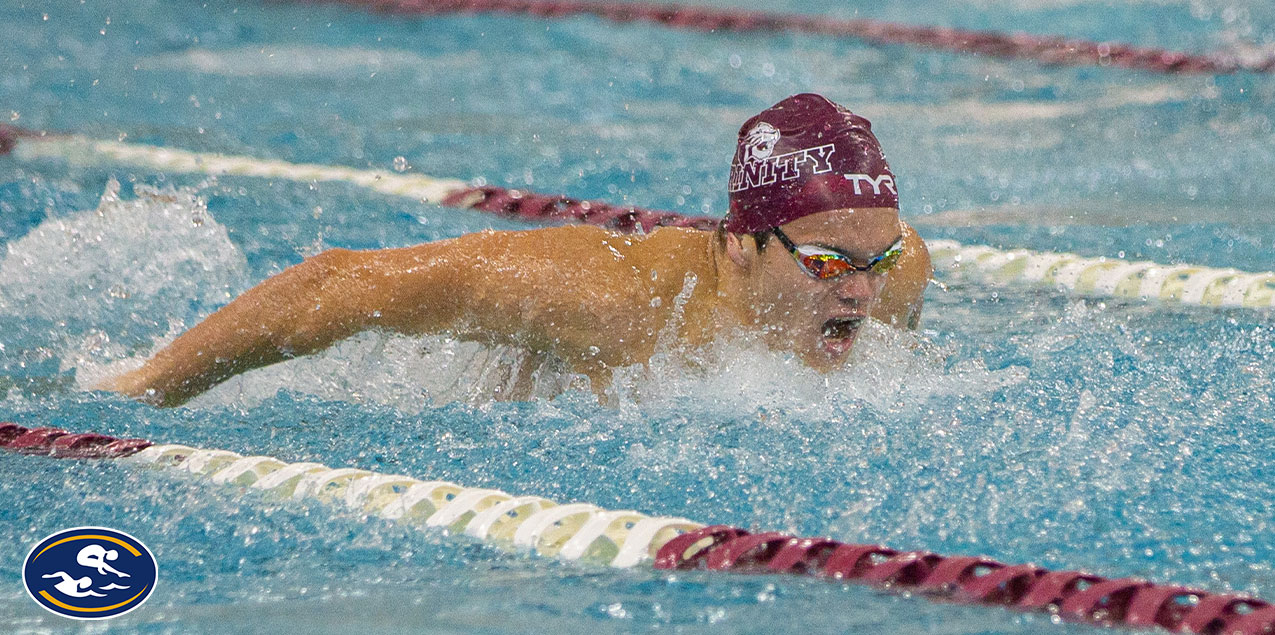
[748,207,900,370]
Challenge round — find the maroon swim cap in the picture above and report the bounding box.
[724,93,897,234]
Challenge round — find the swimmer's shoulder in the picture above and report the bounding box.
[897,220,931,274]
[379,224,713,293]
[456,223,712,263]
[378,225,613,264]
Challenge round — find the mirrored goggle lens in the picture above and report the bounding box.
[798,252,854,279]
[868,244,904,274]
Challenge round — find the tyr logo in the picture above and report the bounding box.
[842,173,897,196]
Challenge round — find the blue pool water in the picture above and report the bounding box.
[1,0,1274,632]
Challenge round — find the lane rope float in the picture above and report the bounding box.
[3,126,1272,309]
[928,240,1275,309]
[2,129,716,234]
[2,421,1272,634]
[304,0,1275,75]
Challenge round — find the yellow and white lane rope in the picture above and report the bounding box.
[929,240,1275,308]
[13,135,469,204]
[128,443,703,568]
[9,132,1275,309]
[7,424,1275,633]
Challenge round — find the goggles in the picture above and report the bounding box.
[770,228,904,280]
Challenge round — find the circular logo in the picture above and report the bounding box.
[22,527,158,620]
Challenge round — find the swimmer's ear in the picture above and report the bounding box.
[721,231,759,270]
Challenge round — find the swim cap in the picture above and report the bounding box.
[724,93,897,234]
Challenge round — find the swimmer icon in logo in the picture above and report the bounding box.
[22,527,157,620]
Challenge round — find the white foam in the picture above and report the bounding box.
[604,318,1025,422]
[187,332,590,412]
[185,303,1023,419]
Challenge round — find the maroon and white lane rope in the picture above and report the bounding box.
[6,127,1274,308]
[302,0,1275,75]
[2,422,1272,633]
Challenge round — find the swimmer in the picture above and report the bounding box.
[41,572,106,598]
[97,93,931,406]
[77,544,130,578]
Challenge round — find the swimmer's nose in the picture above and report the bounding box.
[834,271,880,302]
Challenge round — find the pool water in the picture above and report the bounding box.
[1,0,1273,632]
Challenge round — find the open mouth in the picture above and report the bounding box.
[820,316,864,354]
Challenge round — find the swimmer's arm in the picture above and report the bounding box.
[99,227,640,406]
[96,242,466,407]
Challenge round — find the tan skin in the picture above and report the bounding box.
[96,207,931,406]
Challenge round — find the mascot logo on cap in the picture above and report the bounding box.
[741,122,780,162]
[729,122,836,194]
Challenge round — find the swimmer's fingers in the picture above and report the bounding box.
[89,370,138,395]
[91,369,168,406]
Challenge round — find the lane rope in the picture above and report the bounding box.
[303,0,1275,75]
[4,126,1272,309]
[2,421,1272,634]
[3,129,716,234]
[929,240,1275,309]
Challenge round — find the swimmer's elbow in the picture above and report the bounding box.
[307,247,357,279]
[267,247,373,351]
[298,246,451,337]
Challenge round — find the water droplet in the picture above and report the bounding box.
[392,156,409,172]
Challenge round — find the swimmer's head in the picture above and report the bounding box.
[724,93,897,234]
[717,94,902,370]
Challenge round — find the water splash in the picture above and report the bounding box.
[2,181,1267,607]
[0,180,248,388]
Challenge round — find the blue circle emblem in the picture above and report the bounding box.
[22,527,158,620]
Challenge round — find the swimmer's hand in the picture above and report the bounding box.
[92,368,170,407]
